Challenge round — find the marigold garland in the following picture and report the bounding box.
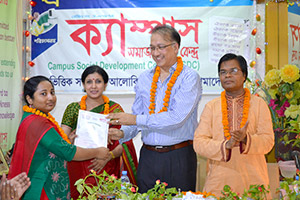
[149,56,183,114]
[80,95,110,114]
[221,88,250,140]
[23,105,71,144]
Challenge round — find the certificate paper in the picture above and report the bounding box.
[75,110,108,148]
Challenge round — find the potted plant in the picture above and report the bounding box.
[75,170,144,200]
[247,64,300,161]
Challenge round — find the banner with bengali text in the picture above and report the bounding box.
[288,4,300,67]
[0,1,22,152]
[30,0,254,94]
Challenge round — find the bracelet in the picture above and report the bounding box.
[109,151,115,159]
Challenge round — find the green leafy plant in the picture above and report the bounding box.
[219,185,241,200]
[241,184,269,200]
[146,180,182,200]
[75,171,274,200]
[75,170,144,200]
[278,178,300,200]
[220,184,269,200]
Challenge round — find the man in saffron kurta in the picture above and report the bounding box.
[193,53,274,198]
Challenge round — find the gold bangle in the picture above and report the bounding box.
[109,151,115,159]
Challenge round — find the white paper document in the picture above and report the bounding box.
[75,110,108,148]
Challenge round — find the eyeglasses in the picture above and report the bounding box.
[219,68,241,76]
[148,43,175,52]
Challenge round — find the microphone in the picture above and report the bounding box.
[292,150,300,169]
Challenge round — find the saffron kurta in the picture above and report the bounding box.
[193,94,274,198]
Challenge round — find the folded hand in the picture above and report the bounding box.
[231,121,249,143]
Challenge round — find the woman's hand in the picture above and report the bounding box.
[0,172,31,200]
[108,128,124,144]
[68,129,77,144]
[88,158,110,173]
[95,147,110,160]
[61,125,77,144]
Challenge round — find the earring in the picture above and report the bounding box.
[29,104,32,108]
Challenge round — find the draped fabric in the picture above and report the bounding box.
[121,140,138,185]
[9,115,51,178]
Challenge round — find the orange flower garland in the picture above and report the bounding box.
[221,88,250,140]
[149,56,183,114]
[23,105,71,144]
[80,95,110,114]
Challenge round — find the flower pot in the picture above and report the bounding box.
[278,160,297,178]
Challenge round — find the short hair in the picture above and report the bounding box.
[218,53,248,81]
[23,75,54,105]
[81,65,109,84]
[151,24,181,47]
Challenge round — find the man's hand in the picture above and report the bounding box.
[106,113,137,126]
[225,137,237,150]
[231,121,249,144]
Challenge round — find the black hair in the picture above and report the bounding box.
[218,53,248,81]
[81,65,109,84]
[151,24,181,48]
[23,75,54,105]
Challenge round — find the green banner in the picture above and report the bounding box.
[0,1,21,152]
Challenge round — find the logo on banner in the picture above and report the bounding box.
[31,9,56,37]
[31,9,57,60]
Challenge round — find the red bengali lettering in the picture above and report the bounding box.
[66,13,202,57]
[127,20,161,33]
[163,16,202,44]
[127,47,151,58]
[66,14,126,56]
[290,24,300,48]
[180,46,199,59]
[292,50,298,62]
